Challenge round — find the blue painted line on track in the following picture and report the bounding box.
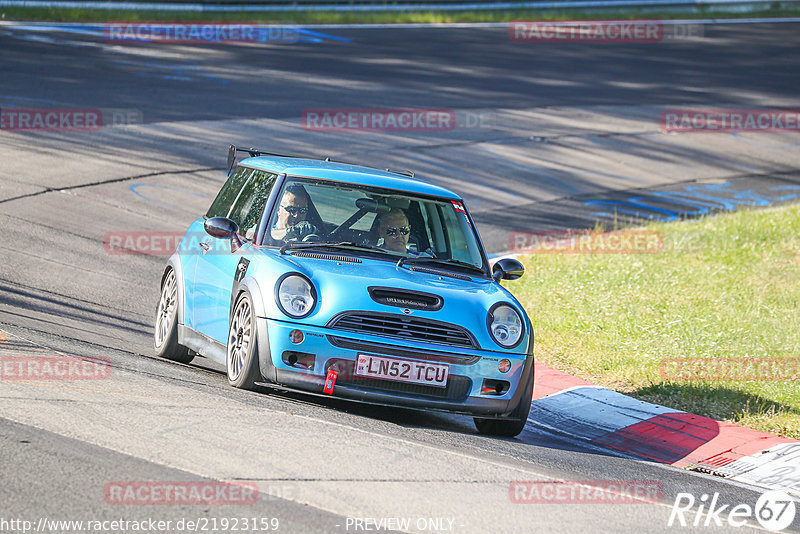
[130,184,208,213]
[296,28,353,42]
[586,182,800,221]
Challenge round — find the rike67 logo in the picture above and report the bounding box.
[669,490,797,531]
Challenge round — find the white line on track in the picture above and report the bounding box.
[2,17,800,30]
[267,17,800,28]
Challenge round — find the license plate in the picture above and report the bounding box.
[355,354,449,388]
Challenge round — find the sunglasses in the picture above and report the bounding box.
[281,205,308,216]
[384,226,410,237]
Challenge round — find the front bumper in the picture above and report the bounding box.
[259,318,533,417]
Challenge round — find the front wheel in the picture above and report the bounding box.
[226,293,262,390]
[474,369,534,437]
[154,268,193,364]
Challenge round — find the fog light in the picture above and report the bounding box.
[498,359,511,373]
[282,351,315,370]
[289,329,304,344]
[481,379,510,396]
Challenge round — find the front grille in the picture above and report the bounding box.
[326,359,472,401]
[328,311,477,348]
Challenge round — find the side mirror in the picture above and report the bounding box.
[204,217,242,252]
[492,258,525,282]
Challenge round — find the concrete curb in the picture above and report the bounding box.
[528,361,800,497]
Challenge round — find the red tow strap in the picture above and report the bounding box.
[323,369,338,394]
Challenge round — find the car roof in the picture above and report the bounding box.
[240,156,461,200]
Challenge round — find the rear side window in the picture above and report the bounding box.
[206,166,277,241]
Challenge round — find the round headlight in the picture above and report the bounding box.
[488,304,523,348]
[276,274,316,318]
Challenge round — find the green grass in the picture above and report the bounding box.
[1,6,800,23]
[508,203,800,439]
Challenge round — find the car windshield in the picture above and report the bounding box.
[265,178,486,270]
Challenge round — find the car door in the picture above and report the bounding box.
[192,167,277,344]
[184,165,251,332]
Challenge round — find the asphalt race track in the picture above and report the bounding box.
[1,20,799,533]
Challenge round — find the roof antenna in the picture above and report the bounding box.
[386,168,415,178]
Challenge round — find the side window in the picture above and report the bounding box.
[227,170,277,241]
[418,203,438,252]
[206,166,253,219]
[423,203,447,256]
[405,201,430,252]
[440,204,481,265]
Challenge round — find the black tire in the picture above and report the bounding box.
[226,293,262,390]
[154,268,193,364]
[474,369,534,437]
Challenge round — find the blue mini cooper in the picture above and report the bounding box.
[154,146,534,436]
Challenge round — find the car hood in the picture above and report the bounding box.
[252,250,529,353]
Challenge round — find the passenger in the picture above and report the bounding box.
[376,208,431,256]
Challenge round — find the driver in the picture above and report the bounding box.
[271,184,319,242]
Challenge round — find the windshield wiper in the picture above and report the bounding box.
[280,241,390,255]
[397,256,486,275]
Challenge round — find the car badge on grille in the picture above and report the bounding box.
[402,308,413,315]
